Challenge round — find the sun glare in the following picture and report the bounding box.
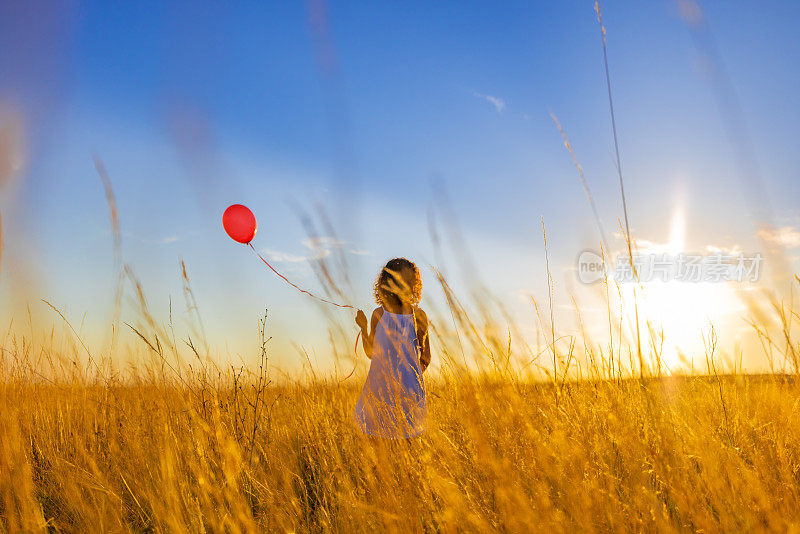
[613,208,744,372]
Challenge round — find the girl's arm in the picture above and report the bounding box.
[415,309,432,372]
[356,308,382,358]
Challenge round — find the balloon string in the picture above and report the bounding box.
[248,242,363,382]
[248,242,356,309]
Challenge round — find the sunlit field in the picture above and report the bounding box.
[2,257,799,531]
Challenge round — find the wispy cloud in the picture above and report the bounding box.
[757,225,800,249]
[260,248,314,263]
[470,91,506,113]
[705,243,743,255]
[261,236,369,263]
[610,233,670,254]
[610,231,745,256]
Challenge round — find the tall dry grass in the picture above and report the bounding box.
[2,364,800,531]
[1,251,799,532]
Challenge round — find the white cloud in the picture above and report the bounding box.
[757,225,800,249]
[705,243,742,255]
[609,232,745,257]
[262,236,368,263]
[260,248,312,263]
[471,91,506,113]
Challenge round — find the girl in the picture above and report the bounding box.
[354,258,431,438]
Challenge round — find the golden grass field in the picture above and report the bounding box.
[2,365,800,531]
[1,268,799,532]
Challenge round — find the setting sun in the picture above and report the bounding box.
[609,207,748,372]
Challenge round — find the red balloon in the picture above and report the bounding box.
[223,204,257,244]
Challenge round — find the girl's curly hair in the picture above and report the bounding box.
[373,258,422,308]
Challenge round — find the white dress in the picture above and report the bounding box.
[354,309,427,438]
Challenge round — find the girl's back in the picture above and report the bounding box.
[354,308,426,438]
[353,258,431,439]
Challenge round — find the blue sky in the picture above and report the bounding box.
[1,1,799,373]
